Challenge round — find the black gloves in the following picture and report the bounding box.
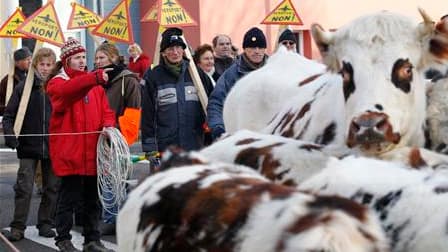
[211,127,225,141]
[5,136,18,149]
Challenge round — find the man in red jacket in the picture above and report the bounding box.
[46,37,115,252]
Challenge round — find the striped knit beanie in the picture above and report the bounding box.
[60,37,86,63]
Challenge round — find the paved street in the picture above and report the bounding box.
[0,142,149,251]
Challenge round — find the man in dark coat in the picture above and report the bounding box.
[141,27,214,154]
[212,34,235,76]
[207,27,269,140]
[0,47,32,115]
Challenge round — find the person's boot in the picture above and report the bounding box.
[1,228,24,241]
[99,222,115,236]
[56,240,81,252]
[82,241,114,252]
[38,225,56,238]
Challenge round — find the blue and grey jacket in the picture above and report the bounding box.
[141,58,213,152]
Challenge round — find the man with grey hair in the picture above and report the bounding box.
[212,34,235,75]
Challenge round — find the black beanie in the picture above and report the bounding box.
[160,27,187,52]
[278,29,297,44]
[14,47,32,61]
[242,27,267,49]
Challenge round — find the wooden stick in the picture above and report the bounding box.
[5,38,19,105]
[152,25,164,67]
[0,231,20,252]
[13,40,43,136]
[181,35,208,114]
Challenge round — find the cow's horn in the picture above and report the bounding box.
[417,7,434,37]
[418,7,433,25]
[311,24,333,46]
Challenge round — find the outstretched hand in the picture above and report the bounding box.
[102,68,114,82]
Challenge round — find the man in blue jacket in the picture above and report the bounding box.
[141,27,214,155]
[207,27,268,140]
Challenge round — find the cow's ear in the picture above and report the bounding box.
[311,23,333,56]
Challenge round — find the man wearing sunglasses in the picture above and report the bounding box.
[278,29,298,52]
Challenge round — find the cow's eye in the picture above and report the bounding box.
[391,58,412,93]
[339,61,355,101]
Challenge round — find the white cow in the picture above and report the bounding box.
[224,9,448,156]
[199,130,448,186]
[299,156,448,252]
[117,162,389,252]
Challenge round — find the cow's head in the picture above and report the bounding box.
[312,9,448,154]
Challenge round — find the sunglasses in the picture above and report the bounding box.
[281,41,295,46]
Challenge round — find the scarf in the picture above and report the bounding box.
[163,57,182,78]
[241,53,266,71]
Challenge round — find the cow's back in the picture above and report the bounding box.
[223,48,326,133]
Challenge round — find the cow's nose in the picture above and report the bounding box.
[347,112,400,147]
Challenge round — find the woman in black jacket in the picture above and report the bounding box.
[2,48,60,241]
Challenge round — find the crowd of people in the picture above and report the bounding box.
[0,26,299,252]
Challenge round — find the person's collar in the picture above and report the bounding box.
[241,53,267,70]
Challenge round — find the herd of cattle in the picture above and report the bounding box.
[117,9,448,252]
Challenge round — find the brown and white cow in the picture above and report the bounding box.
[299,156,448,252]
[200,130,448,186]
[223,9,448,156]
[117,162,389,252]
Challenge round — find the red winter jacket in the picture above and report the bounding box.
[128,54,150,80]
[46,67,115,176]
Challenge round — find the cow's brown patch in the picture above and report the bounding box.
[430,20,448,59]
[358,227,378,243]
[309,195,367,221]
[181,178,296,248]
[299,144,323,151]
[408,148,427,169]
[299,74,322,86]
[234,143,284,181]
[281,101,312,138]
[295,118,311,139]
[315,122,336,145]
[275,212,333,251]
[235,138,260,145]
[271,109,294,134]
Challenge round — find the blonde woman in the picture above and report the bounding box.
[127,43,150,80]
[95,42,141,235]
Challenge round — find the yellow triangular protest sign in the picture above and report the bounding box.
[141,2,158,23]
[91,0,134,44]
[261,0,303,25]
[0,8,28,38]
[67,2,102,29]
[16,2,65,47]
[157,0,197,27]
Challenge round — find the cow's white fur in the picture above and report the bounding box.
[117,163,389,252]
[201,130,448,186]
[200,130,349,185]
[427,78,448,152]
[224,10,447,155]
[223,48,326,133]
[299,156,448,252]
